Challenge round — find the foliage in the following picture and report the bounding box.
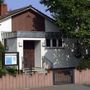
[40,0,90,69]
[40,0,90,37]
[0,0,4,4]
[6,67,17,75]
[0,67,7,77]
[0,41,5,68]
[0,67,17,77]
[0,42,5,66]
[0,59,2,67]
[0,41,5,53]
[77,56,90,70]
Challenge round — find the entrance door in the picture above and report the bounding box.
[23,41,35,68]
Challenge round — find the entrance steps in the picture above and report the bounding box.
[23,67,47,74]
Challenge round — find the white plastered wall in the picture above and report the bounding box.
[17,38,45,70]
[45,19,60,32]
[35,41,41,68]
[0,18,12,42]
[6,38,17,52]
[0,16,79,69]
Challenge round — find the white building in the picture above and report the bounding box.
[0,3,79,70]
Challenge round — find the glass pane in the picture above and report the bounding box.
[46,39,50,47]
[58,39,62,47]
[52,39,56,47]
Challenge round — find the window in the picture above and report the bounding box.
[4,39,9,50]
[58,39,62,47]
[52,39,57,47]
[46,38,62,48]
[46,39,50,47]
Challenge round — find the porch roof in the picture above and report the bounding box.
[2,31,61,39]
[2,31,45,39]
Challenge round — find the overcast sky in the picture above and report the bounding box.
[5,0,51,17]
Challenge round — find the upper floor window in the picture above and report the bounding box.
[46,38,62,48]
[46,39,50,47]
[58,39,62,47]
[52,39,57,47]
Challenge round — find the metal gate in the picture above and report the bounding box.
[53,69,73,85]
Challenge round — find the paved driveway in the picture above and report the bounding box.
[30,84,90,90]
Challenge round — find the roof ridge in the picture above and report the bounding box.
[0,4,54,22]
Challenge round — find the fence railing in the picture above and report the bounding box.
[23,67,47,74]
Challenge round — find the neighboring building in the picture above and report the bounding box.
[0,3,79,70]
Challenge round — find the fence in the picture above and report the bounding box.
[0,69,90,90]
[53,69,73,85]
[0,71,53,90]
[74,69,90,84]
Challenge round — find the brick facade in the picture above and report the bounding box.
[12,9,45,31]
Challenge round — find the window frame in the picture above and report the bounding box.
[46,38,63,48]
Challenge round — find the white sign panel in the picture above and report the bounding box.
[5,53,18,65]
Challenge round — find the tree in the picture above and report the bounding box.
[40,0,90,36]
[0,0,4,3]
[0,41,4,67]
[0,0,5,67]
[40,0,90,69]
[0,41,4,53]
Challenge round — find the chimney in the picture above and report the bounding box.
[0,3,8,16]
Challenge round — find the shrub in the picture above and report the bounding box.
[77,56,90,70]
[0,67,7,77]
[6,67,17,75]
[0,67,17,77]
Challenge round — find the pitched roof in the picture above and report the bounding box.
[0,5,54,22]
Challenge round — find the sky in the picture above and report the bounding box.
[4,0,51,17]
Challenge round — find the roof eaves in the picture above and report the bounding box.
[0,5,31,21]
[0,5,55,23]
[30,6,54,22]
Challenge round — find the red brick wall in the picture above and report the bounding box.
[0,4,7,16]
[12,9,45,31]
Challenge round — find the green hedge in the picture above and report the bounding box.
[77,56,90,70]
[0,67,17,77]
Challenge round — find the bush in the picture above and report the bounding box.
[77,56,90,70]
[0,67,7,77]
[6,67,17,75]
[0,67,17,77]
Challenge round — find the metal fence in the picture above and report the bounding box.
[53,69,73,85]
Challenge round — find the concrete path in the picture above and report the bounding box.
[30,84,90,90]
